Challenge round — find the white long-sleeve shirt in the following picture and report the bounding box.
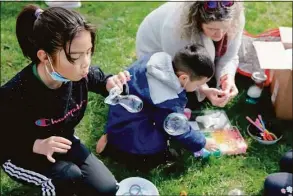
[136,2,245,87]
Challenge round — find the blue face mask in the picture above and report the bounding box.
[45,54,71,83]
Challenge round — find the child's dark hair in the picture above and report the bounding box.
[16,4,96,64]
[172,44,215,80]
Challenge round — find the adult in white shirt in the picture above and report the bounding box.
[136,1,245,108]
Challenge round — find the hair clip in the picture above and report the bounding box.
[35,8,43,19]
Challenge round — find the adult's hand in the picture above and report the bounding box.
[33,136,72,163]
[220,74,239,99]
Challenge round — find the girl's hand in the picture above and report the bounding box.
[106,71,131,92]
[33,136,72,163]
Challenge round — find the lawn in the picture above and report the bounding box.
[1,1,292,196]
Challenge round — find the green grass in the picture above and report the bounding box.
[1,1,292,196]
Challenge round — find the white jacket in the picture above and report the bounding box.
[136,2,245,88]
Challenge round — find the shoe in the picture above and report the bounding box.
[165,147,181,163]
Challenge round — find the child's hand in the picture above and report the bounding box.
[106,71,131,92]
[220,74,239,99]
[96,134,108,154]
[201,87,228,107]
[204,138,218,152]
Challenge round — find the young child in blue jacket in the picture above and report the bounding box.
[97,44,218,170]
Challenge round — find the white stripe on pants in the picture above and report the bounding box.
[2,160,56,196]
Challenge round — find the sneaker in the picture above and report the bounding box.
[165,147,181,163]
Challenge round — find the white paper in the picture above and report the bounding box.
[279,27,292,44]
[253,41,292,70]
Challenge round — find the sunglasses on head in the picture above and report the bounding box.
[203,1,234,12]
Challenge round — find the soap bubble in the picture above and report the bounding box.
[164,113,190,136]
[105,86,143,113]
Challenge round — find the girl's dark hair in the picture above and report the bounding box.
[16,4,96,64]
[173,44,215,80]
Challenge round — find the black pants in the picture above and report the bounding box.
[101,143,173,172]
[264,150,293,196]
[2,140,118,196]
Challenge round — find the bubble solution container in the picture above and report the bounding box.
[246,71,267,104]
[228,188,245,195]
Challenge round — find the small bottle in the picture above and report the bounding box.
[246,71,267,104]
[194,149,221,159]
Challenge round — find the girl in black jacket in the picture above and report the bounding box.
[1,4,130,196]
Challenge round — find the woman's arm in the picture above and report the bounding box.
[136,2,188,58]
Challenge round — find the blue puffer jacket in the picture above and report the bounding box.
[105,52,206,155]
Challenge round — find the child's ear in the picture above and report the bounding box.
[178,74,189,81]
[37,49,49,64]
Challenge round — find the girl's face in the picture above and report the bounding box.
[202,20,231,41]
[51,30,92,81]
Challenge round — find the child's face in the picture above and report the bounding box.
[179,74,210,92]
[51,30,92,81]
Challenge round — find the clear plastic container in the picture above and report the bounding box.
[228,188,245,195]
[194,110,232,131]
[246,71,267,104]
